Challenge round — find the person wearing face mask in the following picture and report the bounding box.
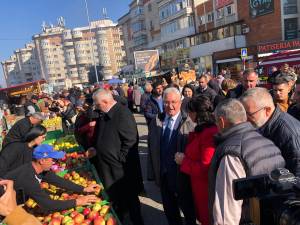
[240,87,300,177]
[0,125,47,177]
[227,69,259,99]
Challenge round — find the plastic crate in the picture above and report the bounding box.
[42,139,56,145]
[45,130,63,140]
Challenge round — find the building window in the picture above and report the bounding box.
[217,8,224,19]
[226,5,232,15]
[284,18,299,40]
[283,0,298,15]
[207,12,214,22]
[148,3,152,11]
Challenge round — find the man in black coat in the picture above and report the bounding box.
[240,87,300,177]
[91,89,144,225]
[196,74,217,104]
[2,112,44,148]
[227,69,259,99]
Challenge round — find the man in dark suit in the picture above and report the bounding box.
[148,87,196,225]
[91,89,144,225]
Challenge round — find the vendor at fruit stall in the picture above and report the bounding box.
[2,112,45,148]
[3,144,100,212]
[0,125,47,177]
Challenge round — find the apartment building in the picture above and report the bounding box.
[1,43,42,87]
[118,0,148,66]
[2,17,125,88]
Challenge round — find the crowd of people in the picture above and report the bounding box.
[0,64,299,225]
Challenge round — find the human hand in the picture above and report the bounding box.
[0,180,17,217]
[75,195,99,206]
[84,184,101,194]
[85,147,97,158]
[174,152,185,165]
[89,121,96,127]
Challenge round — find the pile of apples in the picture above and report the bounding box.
[36,199,117,225]
[51,152,88,172]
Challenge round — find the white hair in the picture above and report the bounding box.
[92,88,114,101]
[240,87,275,109]
[163,87,181,100]
[215,99,247,125]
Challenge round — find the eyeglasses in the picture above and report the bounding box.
[246,107,266,117]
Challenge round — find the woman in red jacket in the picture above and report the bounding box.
[175,95,218,225]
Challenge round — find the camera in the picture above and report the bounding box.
[233,168,300,225]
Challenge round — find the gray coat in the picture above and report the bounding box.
[148,111,195,185]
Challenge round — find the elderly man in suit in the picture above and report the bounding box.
[91,89,144,225]
[148,87,197,225]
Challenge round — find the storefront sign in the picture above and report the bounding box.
[215,0,234,9]
[284,18,299,40]
[258,39,300,53]
[249,0,274,18]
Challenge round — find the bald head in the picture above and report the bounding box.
[93,89,116,112]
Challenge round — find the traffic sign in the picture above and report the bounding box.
[241,48,248,59]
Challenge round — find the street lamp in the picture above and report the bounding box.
[84,0,99,83]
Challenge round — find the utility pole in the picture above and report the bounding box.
[84,0,99,83]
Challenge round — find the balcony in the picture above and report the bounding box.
[64,41,74,47]
[72,31,83,38]
[215,14,237,27]
[160,7,193,25]
[190,35,246,58]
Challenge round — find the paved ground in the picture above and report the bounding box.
[135,114,168,225]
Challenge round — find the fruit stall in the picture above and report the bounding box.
[23,130,121,225]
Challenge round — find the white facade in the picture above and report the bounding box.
[1,43,42,87]
[158,0,195,44]
[2,18,126,88]
[190,35,246,58]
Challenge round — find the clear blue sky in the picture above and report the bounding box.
[0,0,132,87]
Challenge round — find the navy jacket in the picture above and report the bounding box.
[260,106,300,177]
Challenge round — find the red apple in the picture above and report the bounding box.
[106,217,116,225]
[49,217,61,225]
[88,211,99,220]
[61,193,69,200]
[83,219,92,225]
[40,182,49,189]
[73,213,84,224]
[93,216,105,225]
[52,212,61,218]
[70,211,79,218]
[83,208,91,216]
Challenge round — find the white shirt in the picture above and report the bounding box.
[213,155,246,225]
[163,111,180,138]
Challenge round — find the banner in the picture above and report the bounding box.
[249,0,274,18]
[134,50,160,73]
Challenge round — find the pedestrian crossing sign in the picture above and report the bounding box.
[241,48,248,59]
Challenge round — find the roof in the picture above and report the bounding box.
[0,79,46,92]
